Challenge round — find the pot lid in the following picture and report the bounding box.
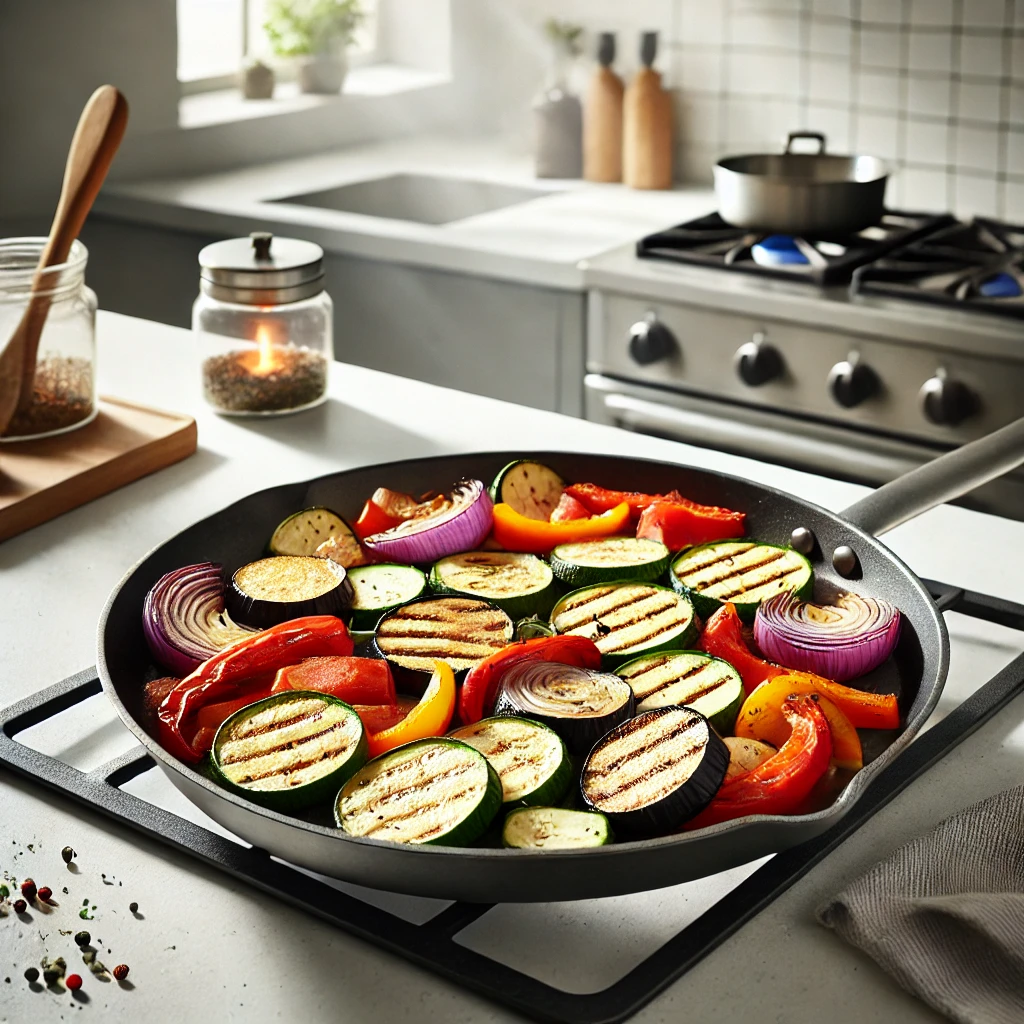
[197,232,324,304]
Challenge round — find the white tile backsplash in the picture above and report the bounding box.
[857,113,901,159]
[909,0,954,26]
[908,30,953,72]
[906,117,951,161]
[809,56,852,103]
[858,69,902,109]
[959,32,1006,77]
[860,26,904,69]
[906,74,954,116]
[957,79,1003,122]
[901,166,951,211]
[954,172,1002,217]
[860,0,903,24]
[809,17,852,56]
[961,0,1008,28]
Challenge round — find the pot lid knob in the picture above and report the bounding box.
[251,231,273,260]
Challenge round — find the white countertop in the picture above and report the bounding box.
[2,311,1024,1023]
[96,136,715,289]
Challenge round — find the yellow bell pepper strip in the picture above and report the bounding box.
[735,676,863,771]
[366,660,456,757]
[491,501,631,555]
[687,694,833,829]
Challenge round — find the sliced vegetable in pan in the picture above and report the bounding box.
[430,551,556,620]
[722,736,776,781]
[336,737,502,846]
[489,460,565,521]
[549,536,670,587]
[502,807,613,849]
[491,501,630,555]
[269,507,367,567]
[271,656,396,706]
[365,659,456,757]
[227,555,354,629]
[635,497,746,551]
[346,563,427,631]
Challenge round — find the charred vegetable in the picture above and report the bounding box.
[581,706,729,836]
[489,460,565,520]
[227,555,354,629]
[269,507,366,567]
[549,537,670,587]
[502,807,613,849]
[430,551,555,619]
[492,660,634,754]
[347,563,427,631]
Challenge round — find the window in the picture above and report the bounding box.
[177,0,380,93]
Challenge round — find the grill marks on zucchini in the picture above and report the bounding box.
[374,597,514,673]
[551,583,696,664]
[337,739,501,845]
[550,537,670,587]
[430,551,555,619]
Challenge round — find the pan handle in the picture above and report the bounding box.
[841,416,1024,536]
[785,131,826,154]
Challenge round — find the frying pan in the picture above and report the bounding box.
[714,131,888,237]
[97,420,1024,903]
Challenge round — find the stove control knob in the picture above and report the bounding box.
[828,355,878,409]
[920,371,976,427]
[735,333,783,387]
[628,317,676,366]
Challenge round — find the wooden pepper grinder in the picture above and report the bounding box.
[584,32,624,183]
[623,31,673,190]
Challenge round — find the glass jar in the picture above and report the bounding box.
[0,237,98,441]
[193,232,332,416]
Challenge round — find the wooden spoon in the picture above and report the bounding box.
[0,85,128,436]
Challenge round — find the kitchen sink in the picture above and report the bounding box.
[269,173,550,225]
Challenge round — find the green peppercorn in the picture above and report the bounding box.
[24,967,39,984]
[61,846,75,864]
[0,884,8,899]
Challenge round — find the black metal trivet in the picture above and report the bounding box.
[3,581,1024,1024]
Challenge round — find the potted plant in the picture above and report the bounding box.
[264,0,365,95]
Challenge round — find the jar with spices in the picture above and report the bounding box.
[0,237,97,440]
[193,232,332,416]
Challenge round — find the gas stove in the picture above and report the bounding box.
[584,211,1024,521]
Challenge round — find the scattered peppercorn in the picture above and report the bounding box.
[81,951,96,965]
[24,967,39,984]
[61,846,75,864]
[66,974,82,991]
[13,899,26,914]
[0,883,8,899]
[112,964,129,981]
[74,931,91,947]
[37,886,53,903]
[41,957,66,985]
[20,879,37,901]
[129,901,139,913]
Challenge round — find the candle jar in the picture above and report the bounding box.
[193,232,332,416]
[0,237,98,441]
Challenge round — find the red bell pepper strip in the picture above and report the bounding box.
[491,502,630,555]
[636,497,746,550]
[687,694,833,828]
[458,634,602,724]
[353,696,418,735]
[564,483,684,523]
[195,692,273,732]
[366,661,456,757]
[549,492,591,522]
[353,499,402,541]
[700,604,900,729]
[157,615,353,764]
[272,656,396,705]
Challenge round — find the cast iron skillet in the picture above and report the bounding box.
[97,421,1024,903]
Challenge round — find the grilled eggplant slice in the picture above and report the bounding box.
[489,460,565,521]
[549,537,670,588]
[373,596,514,678]
[335,737,502,846]
[491,660,634,755]
[581,706,729,836]
[227,555,354,629]
[430,551,556,620]
[347,563,427,631]
[549,582,697,668]
[670,541,813,622]
[269,507,367,567]
[502,806,613,849]
[449,716,571,806]
[616,651,744,735]
[211,691,367,811]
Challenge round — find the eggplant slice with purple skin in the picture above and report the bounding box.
[227,555,354,629]
[581,706,729,837]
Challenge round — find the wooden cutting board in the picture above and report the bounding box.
[0,396,197,542]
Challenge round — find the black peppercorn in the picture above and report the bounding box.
[61,846,75,864]
[74,931,91,947]
[24,967,39,983]
[129,901,139,913]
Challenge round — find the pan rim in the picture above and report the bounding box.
[714,154,889,185]
[96,449,948,864]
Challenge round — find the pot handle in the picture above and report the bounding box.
[785,131,826,154]
[841,416,1024,537]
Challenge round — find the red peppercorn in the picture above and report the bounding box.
[13,899,26,914]
[37,886,52,903]
[112,964,129,982]
[66,974,83,991]
[20,879,36,901]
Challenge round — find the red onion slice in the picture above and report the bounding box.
[362,479,493,564]
[143,562,258,675]
[753,590,901,682]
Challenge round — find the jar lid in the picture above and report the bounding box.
[198,232,324,305]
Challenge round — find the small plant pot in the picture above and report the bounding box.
[241,60,275,100]
[297,54,348,94]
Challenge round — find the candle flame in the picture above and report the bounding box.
[255,325,275,374]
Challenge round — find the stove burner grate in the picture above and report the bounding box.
[2,581,1023,1023]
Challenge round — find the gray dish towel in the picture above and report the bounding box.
[818,784,1024,1024]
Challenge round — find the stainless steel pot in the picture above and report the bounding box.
[714,131,888,237]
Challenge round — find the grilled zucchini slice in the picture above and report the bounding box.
[549,537,670,587]
[502,807,613,849]
[227,555,354,629]
[372,596,514,677]
[550,581,697,668]
[347,563,427,631]
[616,650,744,735]
[581,706,728,836]
[269,507,366,567]
[211,691,367,811]
[670,540,813,622]
[335,737,502,846]
[430,551,555,619]
[489,460,565,521]
[449,716,571,806]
